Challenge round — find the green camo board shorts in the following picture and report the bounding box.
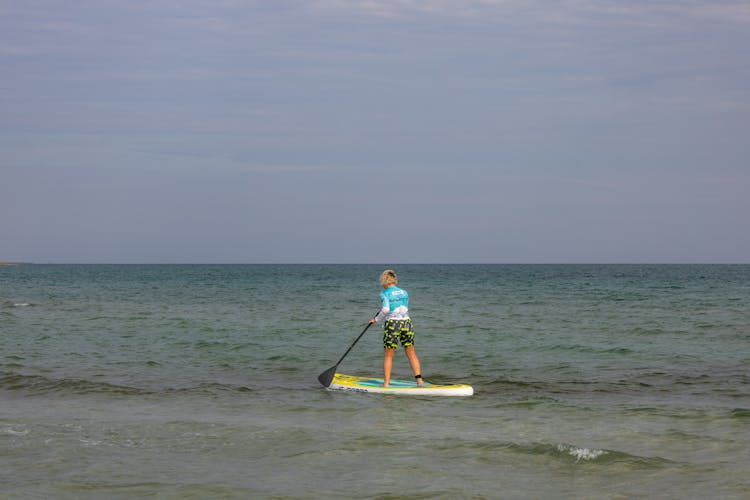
[383,319,415,349]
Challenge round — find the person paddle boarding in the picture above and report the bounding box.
[368,269,423,388]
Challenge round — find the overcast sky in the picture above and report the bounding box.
[2,1,748,263]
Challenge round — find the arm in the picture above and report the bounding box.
[371,306,389,323]
[369,293,390,324]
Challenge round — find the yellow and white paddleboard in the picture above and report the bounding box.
[328,373,473,396]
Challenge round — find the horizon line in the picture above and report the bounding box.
[3,262,749,266]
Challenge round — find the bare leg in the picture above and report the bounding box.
[404,346,423,386]
[383,348,395,387]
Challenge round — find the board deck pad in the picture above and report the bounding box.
[328,373,473,396]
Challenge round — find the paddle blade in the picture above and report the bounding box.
[318,365,338,387]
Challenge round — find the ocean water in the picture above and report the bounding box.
[1,264,748,499]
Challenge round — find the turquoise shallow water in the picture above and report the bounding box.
[1,264,749,498]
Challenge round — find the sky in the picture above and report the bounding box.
[1,0,749,263]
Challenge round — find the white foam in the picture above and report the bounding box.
[558,444,607,461]
[3,427,29,436]
[79,438,102,446]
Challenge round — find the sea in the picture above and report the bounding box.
[1,264,748,499]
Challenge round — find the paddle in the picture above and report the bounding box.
[318,311,379,387]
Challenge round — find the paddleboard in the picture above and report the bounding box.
[328,373,473,396]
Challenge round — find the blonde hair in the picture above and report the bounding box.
[380,269,398,288]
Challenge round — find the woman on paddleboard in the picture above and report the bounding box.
[369,270,423,388]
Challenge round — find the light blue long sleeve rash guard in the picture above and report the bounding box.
[375,286,410,322]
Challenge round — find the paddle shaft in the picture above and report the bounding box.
[334,314,377,366]
[318,310,380,387]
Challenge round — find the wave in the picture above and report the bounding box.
[513,443,678,468]
[521,343,635,355]
[0,372,253,398]
[474,375,622,399]
[1,300,35,308]
[164,382,254,396]
[471,366,750,401]
[0,372,147,396]
[432,439,678,469]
